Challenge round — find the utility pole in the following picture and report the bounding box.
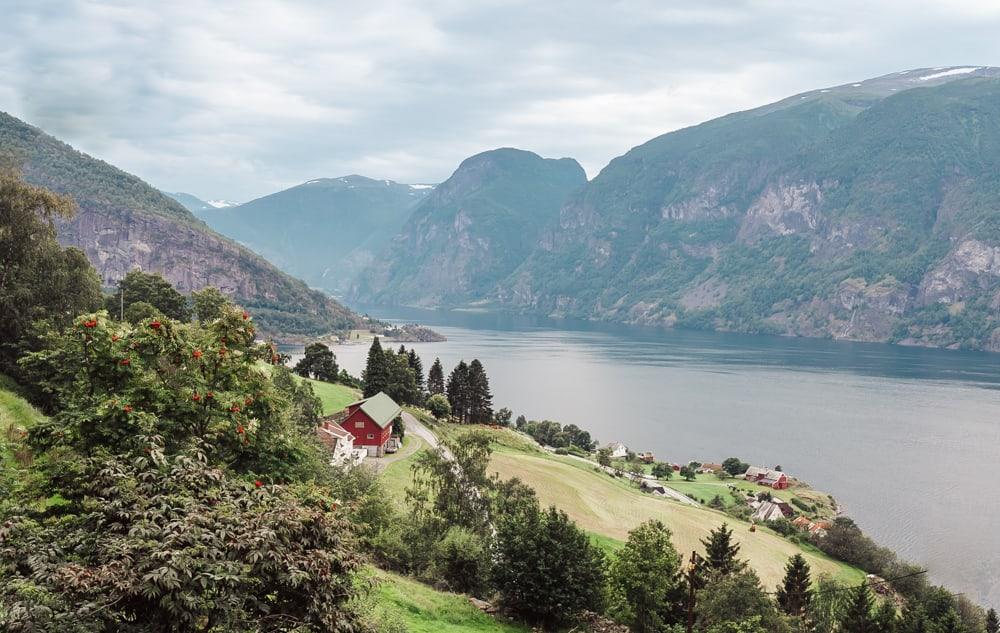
[120,285,124,321]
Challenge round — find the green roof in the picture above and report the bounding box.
[346,392,401,429]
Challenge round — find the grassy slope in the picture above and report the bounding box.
[0,375,44,467]
[375,570,529,633]
[488,446,863,586]
[383,420,862,587]
[302,378,361,416]
[663,474,838,519]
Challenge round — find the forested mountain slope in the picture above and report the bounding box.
[499,67,1000,350]
[351,148,586,306]
[0,111,361,338]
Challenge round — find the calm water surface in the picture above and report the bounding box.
[316,308,1000,604]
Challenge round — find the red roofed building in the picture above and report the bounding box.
[744,466,789,490]
[340,392,401,457]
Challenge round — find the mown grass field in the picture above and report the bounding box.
[662,473,838,518]
[375,570,529,633]
[303,378,360,415]
[0,374,45,469]
[488,447,864,587]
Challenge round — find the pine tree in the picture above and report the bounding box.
[362,336,389,397]
[701,523,744,575]
[398,344,407,355]
[776,553,812,616]
[407,349,424,391]
[873,599,898,632]
[446,360,470,423]
[988,608,999,633]
[428,358,445,395]
[466,359,494,424]
[840,583,876,633]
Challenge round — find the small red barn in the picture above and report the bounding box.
[340,392,401,457]
[744,466,789,490]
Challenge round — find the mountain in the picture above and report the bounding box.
[351,148,587,306]
[196,176,430,295]
[165,191,217,217]
[0,110,361,340]
[498,67,1000,350]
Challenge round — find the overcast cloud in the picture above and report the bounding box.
[3,0,1000,201]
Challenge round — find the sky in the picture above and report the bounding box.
[3,0,1000,202]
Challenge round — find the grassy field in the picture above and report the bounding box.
[375,570,529,633]
[380,434,426,503]
[487,448,863,586]
[662,473,838,519]
[304,378,360,415]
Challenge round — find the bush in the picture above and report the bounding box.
[432,526,490,595]
[425,393,452,419]
[555,447,569,455]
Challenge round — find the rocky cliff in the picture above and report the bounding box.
[351,148,586,306]
[0,110,361,339]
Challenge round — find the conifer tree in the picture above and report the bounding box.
[988,608,999,633]
[776,553,812,616]
[467,359,494,424]
[446,360,470,422]
[428,358,445,395]
[398,344,407,355]
[407,348,424,391]
[840,583,876,633]
[701,523,745,575]
[362,336,389,397]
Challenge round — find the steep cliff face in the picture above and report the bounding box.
[351,148,586,306]
[0,111,361,339]
[497,68,1000,350]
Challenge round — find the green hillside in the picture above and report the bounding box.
[0,111,363,339]
[351,148,586,306]
[493,68,1000,351]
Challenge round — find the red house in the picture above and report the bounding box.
[744,466,789,490]
[340,392,401,457]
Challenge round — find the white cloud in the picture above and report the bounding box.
[2,0,999,200]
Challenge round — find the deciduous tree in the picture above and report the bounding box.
[609,520,684,632]
[295,342,339,382]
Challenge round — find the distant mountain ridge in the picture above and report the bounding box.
[355,67,1000,351]
[0,110,362,339]
[194,175,431,295]
[350,148,587,306]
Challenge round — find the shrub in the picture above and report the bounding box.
[432,526,490,595]
[425,393,452,419]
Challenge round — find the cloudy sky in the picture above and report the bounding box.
[3,0,1000,201]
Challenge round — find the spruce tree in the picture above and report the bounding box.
[466,359,494,424]
[988,608,999,633]
[362,336,389,397]
[701,523,744,575]
[407,348,424,391]
[428,358,445,395]
[446,361,470,423]
[840,583,876,633]
[776,553,812,616]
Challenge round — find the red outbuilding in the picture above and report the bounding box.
[339,391,401,457]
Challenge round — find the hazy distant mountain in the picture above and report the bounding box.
[499,67,1000,350]
[198,176,432,295]
[351,148,586,306]
[165,192,240,219]
[0,110,363,339]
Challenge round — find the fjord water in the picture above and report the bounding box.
[330,307,1000,604]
